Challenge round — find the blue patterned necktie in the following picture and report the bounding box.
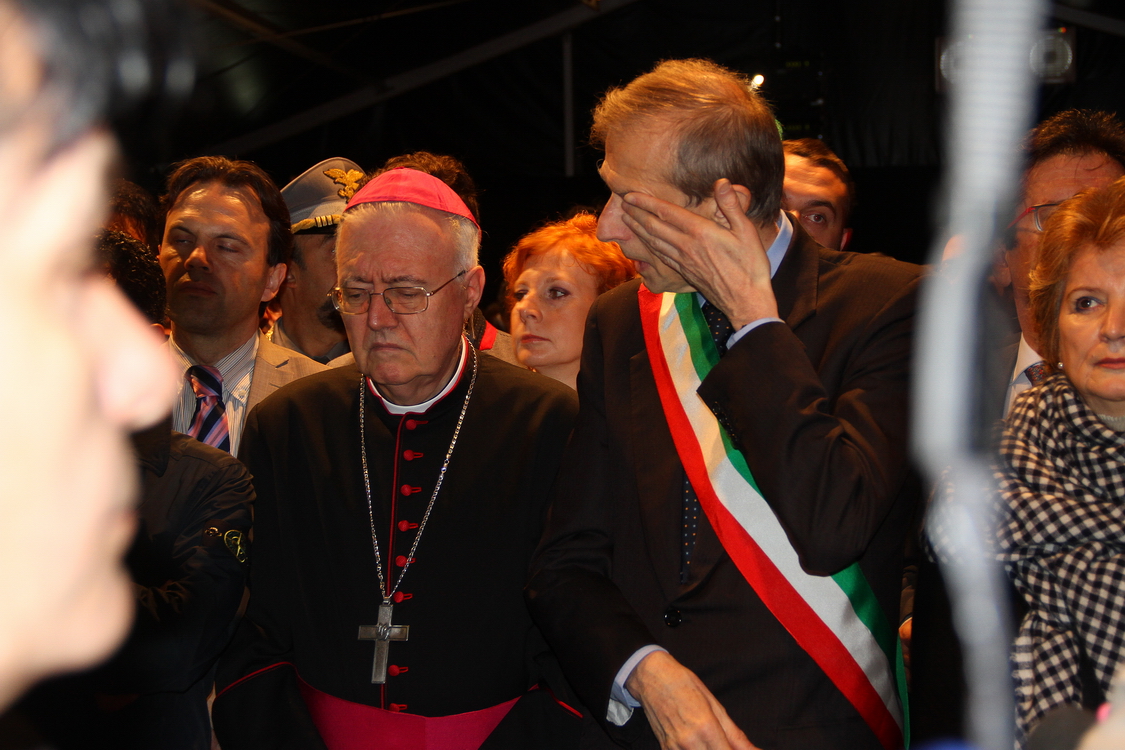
[1025,361,1048,387]
[682,301,736,580]
[701,301,734,355]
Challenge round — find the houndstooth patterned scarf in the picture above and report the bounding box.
[997,372,1125,745]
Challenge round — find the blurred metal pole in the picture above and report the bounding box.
[913,1,1047,749]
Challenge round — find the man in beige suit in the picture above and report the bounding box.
[159,156,325,455]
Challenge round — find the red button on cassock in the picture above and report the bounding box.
[403,450,423,461]
[388,665,409,676]
[398,520,419,532]
[389,703,407,712]
[400,484,421,496]
[404,419,417,430]
[393,591,412,603]
[395,555,414,567]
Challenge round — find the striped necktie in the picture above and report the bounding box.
[187,365,231,453]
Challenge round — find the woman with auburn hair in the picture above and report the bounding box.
[502,212,635,390]
[996,175,1125,744]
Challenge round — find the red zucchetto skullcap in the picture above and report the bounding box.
[345,168,478,228]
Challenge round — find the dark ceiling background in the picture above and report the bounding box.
[115,0,1125,306]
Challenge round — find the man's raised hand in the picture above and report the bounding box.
[620,178,778,328]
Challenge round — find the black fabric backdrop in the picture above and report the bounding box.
[117,0,1125,306]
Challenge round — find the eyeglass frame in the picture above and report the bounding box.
[1008,201,1063,232]
[329,269,467,316]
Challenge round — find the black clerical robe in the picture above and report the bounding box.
[213,350,581,749]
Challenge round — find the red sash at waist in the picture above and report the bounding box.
[297,678,519,750]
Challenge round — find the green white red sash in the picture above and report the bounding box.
[638,288,907,750]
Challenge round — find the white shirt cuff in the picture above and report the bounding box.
[607,645,667,726]
[727,317,783,349]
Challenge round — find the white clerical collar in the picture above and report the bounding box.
[368,337,470,415]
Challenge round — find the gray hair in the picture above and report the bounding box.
[592,58,783,224]
[339,201,480,272]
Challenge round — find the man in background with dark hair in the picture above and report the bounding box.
[528,59,921,750]
[159,155,325,455]
[373,151,483,219]
[108,179,162,253]
[98,228,167,324]
[994,109,1125,415]
[782,138,855,251]
[0,0,186,713]
[274,157,363,364]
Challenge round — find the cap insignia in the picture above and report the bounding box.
[325,168,364,200]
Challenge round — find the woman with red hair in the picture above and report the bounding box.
[503,212,635,389]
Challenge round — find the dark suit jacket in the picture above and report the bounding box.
[527,224,924,749]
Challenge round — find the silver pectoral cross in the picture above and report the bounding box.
[358,602,409,684]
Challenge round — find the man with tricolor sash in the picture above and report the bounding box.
[527,58,923,750]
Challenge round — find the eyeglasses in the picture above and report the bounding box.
[1009,202,1062,232]
[330,270,466,315]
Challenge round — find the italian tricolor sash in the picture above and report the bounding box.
[639,288,907,750]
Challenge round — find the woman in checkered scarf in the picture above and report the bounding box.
[997,175,1125,745]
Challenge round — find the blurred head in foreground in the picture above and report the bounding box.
[503,212,635,390]
[0,0,188,709]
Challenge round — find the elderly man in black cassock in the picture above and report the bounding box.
[213,168,583,750]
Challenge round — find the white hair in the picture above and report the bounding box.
[339,201,480,271]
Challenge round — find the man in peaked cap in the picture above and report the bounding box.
[213,168,585,750]
[273,157,364,364]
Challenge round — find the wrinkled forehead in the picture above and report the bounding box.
[784,155,844,194]
[1024,151,1125,205]
[336,204,460,273]
[170,180,264,215]
[604,116,679,165]
[165,180,272,258]
[600,121,683,201]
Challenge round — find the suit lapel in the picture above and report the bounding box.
[773,220,820,330]
[629,345,687,603]
[247,335,295,413]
